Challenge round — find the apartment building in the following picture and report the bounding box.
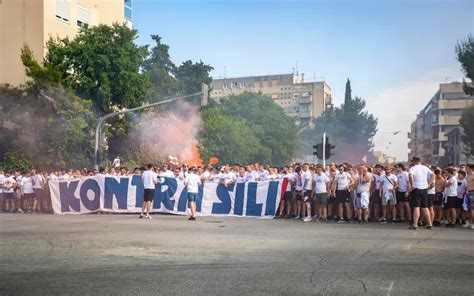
[408,82,474,165]
[0,0,132,86]
[445,127,473,165]
[210,73,332,123]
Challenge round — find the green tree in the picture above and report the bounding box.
[198,106,266,164]
[175,60,213,95]
[199,92,298,165]
[142,35,181,101]
[22,23,150,113]
[300,79,378,163]
[460,105,474,156]
[0,85,95,169]
[456,34,474,95]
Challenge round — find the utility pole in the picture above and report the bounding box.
[322,132,326,168]
[94,90,207,170]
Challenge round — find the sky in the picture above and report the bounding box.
[132,0,474,161]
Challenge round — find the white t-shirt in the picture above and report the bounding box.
[373,173,384,190]
[211,173,222,183]
[221,172,235,185]
[3,176,16,193]
[446,176,457,197]
[294,172,304,191]
[236,174,247,183]
[142,170,158,189]
[113,158,121,168]
[302,171,312,190]
[200,171,211,181]
[357,175,371,193]
[457,179,467,199]
[185,173,202,193]
[397,172,410,192]
[159,170,174,178]
[409,164,432,190]
[0,174,4,193]
[314,173,329,194]
[32,174,44,189]
[21,177,34,194]
[283,173,295,192]
[336,172,351,190]
[381,174,397,193]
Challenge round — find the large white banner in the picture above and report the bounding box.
[49,175,282,217]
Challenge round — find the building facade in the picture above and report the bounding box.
[408,82,474,165]
[210,73,332,123]
[445,127,473,165]
[0,0,132,86]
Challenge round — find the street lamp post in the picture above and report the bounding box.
[94,91,204,170]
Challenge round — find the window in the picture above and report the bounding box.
[124,0,132,20]
[77,6,90,28]
[56,0,70,22]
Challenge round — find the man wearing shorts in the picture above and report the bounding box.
[302,164,313,222]
[293,166,304,220]
[463,164,474,229]
[370,165,384,222]
[408,157,434,230]
[396,164,411,223]
[20,172,35,212]
[335,165,354,223]
[184,167,202,221]
[380,166,398,223]
[356,165,371,223]
[140,164,158,219]
[313,165,329,221]
[31,169,45,213]
[444,168,458,228]
[2,173,17,213]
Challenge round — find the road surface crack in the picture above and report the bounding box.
[343,270,368,293]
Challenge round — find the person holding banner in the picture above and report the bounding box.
[184,166,202,221]
[140,164,159,219]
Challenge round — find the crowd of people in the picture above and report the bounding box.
[1,156,473,230]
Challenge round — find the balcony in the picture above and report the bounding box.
[298,111,312,118]
[438,99,473,109]
[299,97,312,104]
[438,115,461,125]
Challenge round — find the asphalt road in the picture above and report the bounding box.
[0,214,473,296]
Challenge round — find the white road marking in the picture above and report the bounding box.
[380,281,395,296]
[404,244,412,250]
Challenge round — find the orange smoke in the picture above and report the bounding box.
[181,141,203,166]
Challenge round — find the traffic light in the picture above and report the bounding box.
[325,142,335,160]
[313,143,323,160]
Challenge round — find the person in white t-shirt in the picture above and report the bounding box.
[293,166,305,220]
[395,164,411,223]
[220,165,236,188]
[408,157,434,230]
[334,165,354,223]
[301,164,313,222]
[369,165,384,222]
[184,167,202,221]
[140,164,159,219]
[20,172,35,212]
[313,165,330,221]
[444,168,458,228]
[456,170,467,224]
[31,169,45,213]
[277,166,294,218]
[379,166,398,224]
[113,156,121,168]
[2,173,17,213]
[355,165,371,223]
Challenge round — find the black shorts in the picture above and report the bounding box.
[34,188,44,202]
[445,196,458,209]
[144,189,155,202]
[410,188,428,208]
[433,192,443,206]
[295,190,304,202]
[335,190,350,204]
[24,193,35,200]
[3,192,14,200]
[283,191,293,202]
[457,198,463,209]
[327,196,336,205]
[396,191,409,203]
[370,190,382,205]
[303,190,312,202]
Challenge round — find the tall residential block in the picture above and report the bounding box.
[210,73,332,123]
[0,0,133,86]
[408,82,474,165]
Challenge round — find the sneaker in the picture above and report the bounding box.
[303,217,312,222]
[293,216,301,220]
[408,225,418,230]
[433,220,441,227]
[188,216,196,221]
[424,225,433,230]
[17,209,24,214]
[462,222,471,228]
[380,219,387,224]
[470,225,474,230]
[336,219,345,224]
[445,223,455,228]
[145,215,151,219]
[139,214,144,219]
